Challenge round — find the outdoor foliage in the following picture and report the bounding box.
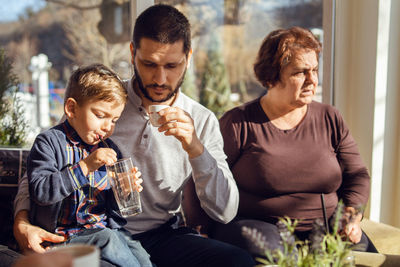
[0,49,18,115]
[181,66,199,102]
[200,35,234,118]
[242,202,358,267]
[0,48,27,147]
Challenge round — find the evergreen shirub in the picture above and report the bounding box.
[181,65,199,102]
[0,48,28,147]
[200,34,234,118]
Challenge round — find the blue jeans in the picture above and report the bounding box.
[62,228,152,267]
[131,217,255,267]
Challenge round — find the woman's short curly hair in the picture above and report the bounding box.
[253,27,322,89]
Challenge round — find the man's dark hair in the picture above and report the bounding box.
[133,4,191,55]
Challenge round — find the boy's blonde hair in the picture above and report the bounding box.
[64,64,127,106]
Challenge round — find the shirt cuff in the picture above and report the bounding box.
[189,148,216,176]
[68,163,88,189]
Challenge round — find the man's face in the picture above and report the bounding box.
[131,38,190,104]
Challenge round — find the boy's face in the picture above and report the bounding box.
[65,98,125,145]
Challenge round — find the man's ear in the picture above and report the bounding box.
[64,98,78,119]
[130,42,135,65]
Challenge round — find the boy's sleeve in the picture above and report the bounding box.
[28,134,89,205]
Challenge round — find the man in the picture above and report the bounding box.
[13,4,255,267]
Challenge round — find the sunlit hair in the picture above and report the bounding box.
[132,4,191,56]
[254,26,322,89]
[64,63,127,106]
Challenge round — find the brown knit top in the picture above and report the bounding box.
[220,99,370,231]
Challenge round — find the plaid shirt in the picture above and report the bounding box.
[55,121,110,238]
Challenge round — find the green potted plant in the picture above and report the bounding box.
[242,202,358,267]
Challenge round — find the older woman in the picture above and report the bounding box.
[210,26,377,254]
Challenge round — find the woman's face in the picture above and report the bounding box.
[273,49,319,108]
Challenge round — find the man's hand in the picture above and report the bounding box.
[13,210,66,253]
[158,107,204,158]
[80,148,117,175]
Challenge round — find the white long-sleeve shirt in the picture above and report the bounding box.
[14,79,239,234]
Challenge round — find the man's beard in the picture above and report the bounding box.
[133,63,186,103]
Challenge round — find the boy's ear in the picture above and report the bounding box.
[64,98,78,119]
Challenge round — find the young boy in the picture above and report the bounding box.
[27,64,152,267]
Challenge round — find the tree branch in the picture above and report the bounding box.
[45,0,101,10]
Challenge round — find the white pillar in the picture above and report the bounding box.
[369,0,391,223]
[30,54,52,130]
[130,0,153,24]
[130,0,153,76]
[333,0,400,227]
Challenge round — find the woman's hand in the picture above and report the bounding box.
[341,206,363,243]
[344,221,362,243]
[13,210,66,253]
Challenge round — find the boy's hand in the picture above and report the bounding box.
[108,166,143,196]
[131,166,143,192]
[79,148,117,176]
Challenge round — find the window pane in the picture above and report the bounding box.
[156,0,323,106]
[0,0,324,147]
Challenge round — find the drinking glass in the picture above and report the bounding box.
[106,158,142,217]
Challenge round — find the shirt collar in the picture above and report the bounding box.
[62,120,94,150]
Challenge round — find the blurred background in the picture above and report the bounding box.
[0,0,323,144]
